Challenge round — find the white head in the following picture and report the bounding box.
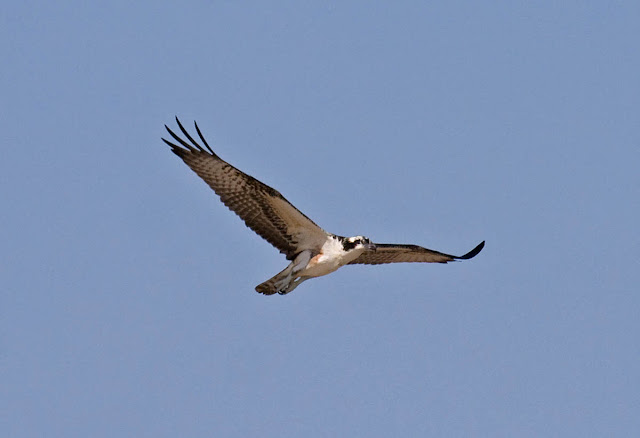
[341,235,376,253]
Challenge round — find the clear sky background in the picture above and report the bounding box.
[2,2,639,436]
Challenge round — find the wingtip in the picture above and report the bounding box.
[457,240,485,260]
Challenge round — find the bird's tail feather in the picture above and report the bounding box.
[255,267,292,295]
[255,277,280,295]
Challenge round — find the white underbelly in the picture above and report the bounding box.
[299,240,365,278]
[300,254,344,278]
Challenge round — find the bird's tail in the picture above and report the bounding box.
[256,264,311,295]
[255,265,293,295]
[255,276,280,295]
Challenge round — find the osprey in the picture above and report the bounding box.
[163,118,485,295]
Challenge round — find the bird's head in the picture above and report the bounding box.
[342,235,377,252]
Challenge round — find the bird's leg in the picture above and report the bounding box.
[278,276,310,295]
[256,250,313,295]
[275,250,312,295]
[291,250,312,273]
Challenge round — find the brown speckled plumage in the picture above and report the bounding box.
[162,117,484,295]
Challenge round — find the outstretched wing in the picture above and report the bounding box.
[349,241,485,265]
[162,117,328,259]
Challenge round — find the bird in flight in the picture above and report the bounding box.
[162,118,485,295]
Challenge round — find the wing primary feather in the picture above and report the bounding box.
[175,117,208,153]
[164,125,197,152]
[161,136,180,152]
[456,241,485,260]
[161,135,192,159]
[193,120,216,155]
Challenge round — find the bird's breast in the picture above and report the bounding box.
[298,238,363,278]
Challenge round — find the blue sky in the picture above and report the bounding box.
[2,1,639,436]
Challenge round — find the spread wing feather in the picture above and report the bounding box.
[162,117,327,259]
[349,241,485,265]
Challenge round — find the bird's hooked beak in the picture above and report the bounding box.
[365,242,377,252]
